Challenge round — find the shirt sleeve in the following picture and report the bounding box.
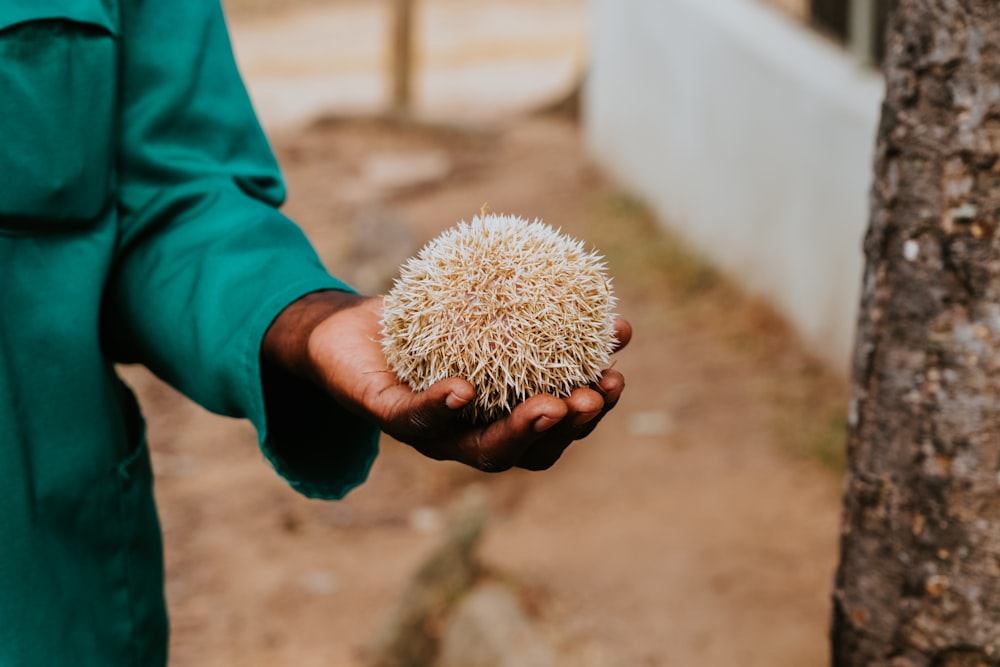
[106,0,379,499]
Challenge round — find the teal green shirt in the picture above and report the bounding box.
[0,1,380,664]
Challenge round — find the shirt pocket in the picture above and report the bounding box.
[0,2,118,231]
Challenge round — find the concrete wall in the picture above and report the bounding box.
[585,0,884,372]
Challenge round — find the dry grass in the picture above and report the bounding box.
[584,191,848,470]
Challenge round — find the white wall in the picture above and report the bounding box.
[585,0,884,372]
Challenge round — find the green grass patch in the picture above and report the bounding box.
[584,192,726,301]
[769,368,849,471]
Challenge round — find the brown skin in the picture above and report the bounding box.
[262,289,631,472]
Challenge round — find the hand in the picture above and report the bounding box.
[264,290,631,472]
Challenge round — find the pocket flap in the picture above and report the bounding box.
[0,0,117,34]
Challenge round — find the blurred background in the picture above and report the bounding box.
[127,0,894,664]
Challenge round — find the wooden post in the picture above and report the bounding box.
[389,0,414,117]
[812,0,895,65]
[848,0,875,66]
[810,0,849,40]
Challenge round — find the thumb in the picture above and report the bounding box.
[382,377,475,440]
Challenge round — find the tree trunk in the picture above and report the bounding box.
[872,0,898,66]
[832,2,1000,665]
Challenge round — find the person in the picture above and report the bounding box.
[0,1,630,665]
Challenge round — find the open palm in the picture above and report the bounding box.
[305,295,630,471]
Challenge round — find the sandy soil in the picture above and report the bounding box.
[119,113,848,667]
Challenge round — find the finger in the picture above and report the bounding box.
[379,377,474,442]
[573,370,626,440]
[516,387,603,470]
[468,395,567,472]
[612,317,633,352]
[596,368,626,408]
[565,386,605,427]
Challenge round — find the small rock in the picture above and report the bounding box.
[149,452,199,477]
[434,583,559,667]
[300,570,340,597]
[367,491,488,667]
[409,506,445,534]
[361,150,452,195]
[625,410,676,437]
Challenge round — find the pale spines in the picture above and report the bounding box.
[382,213,617,423]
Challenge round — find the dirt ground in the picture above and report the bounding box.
[118,113,849,667]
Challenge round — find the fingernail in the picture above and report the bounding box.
[534,415,560,433]
[446,392,469,410]
[573,412,598,427]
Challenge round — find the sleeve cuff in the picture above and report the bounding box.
[240,277,380,500]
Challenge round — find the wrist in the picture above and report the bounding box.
[261,289,367,385]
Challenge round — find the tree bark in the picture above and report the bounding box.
[832,2,1000,665]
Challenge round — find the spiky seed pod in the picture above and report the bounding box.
[381,213,618,424]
